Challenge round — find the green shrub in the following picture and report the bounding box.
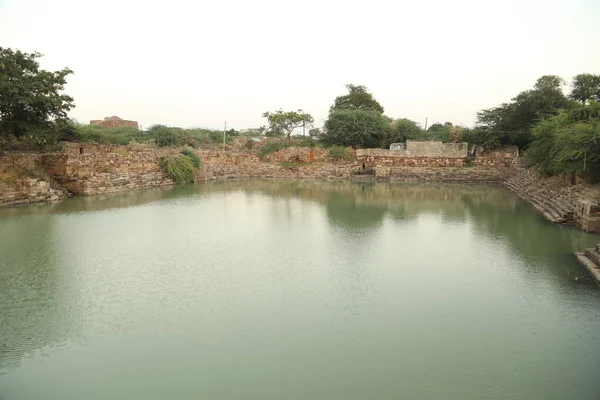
[525,104,600,180]
[158,155,196,184]
[180,147,201,167]
[147,125,182,147]
[329,146,351,161]
[75,124,144,145]
[323,108,391,148]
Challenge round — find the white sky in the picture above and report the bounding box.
[1,0,599,130]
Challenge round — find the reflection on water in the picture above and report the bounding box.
[0,180,599,400]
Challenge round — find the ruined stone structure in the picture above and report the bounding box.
[90,116,139,129]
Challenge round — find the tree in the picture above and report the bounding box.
[569,73,600,104]
[330,84,384,114]
[322,109,390,148]
[424,121,453,141]
[262,109,314,141]
[475,75,570,148]
[526,102,600,180]
[427,122,444,131]
[386,118,421,145]
[0,47,74,143]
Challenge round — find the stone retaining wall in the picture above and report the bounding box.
[0,153,70,206]
[42,144,177,195]
[375,166,510,182]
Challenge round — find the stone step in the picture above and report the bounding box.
[584,248,600,266]
[575,252,600,284]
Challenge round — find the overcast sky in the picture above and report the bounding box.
[1,0,599,130]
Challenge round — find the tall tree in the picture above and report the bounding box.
[323,109,390,148]
[386,118,421,145]
[262,109,314,141]
[0,47,74,142]
[330,84,384,114]
[475,75,570,148]
[569,73,600,104]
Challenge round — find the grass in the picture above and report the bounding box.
[180,148,201,167]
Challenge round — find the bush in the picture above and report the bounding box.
[328,146,351,161]
[147,125,182,147]
[323,109,391,148]
[463,128,501,149]
[158,155,196,184]
[75,124,144,145]
[525,104,600,180]
[180,147,201,167]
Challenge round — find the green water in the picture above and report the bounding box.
[1,181,599,400]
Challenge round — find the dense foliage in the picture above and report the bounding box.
[525,103,600,179]
[71,124,230,148]
[472,75,573,149]
[386,118,422,145]
[329,84,385,114]
[323,108,390,148]
[0,48,74,147]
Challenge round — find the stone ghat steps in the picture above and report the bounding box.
[504,174,576,224]
[575,250,600,284]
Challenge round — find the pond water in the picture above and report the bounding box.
[1,181,599,400]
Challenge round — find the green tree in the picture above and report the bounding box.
[475,75,570,148]
[0,47,74,144]
[526,102,600,180]
[262,109,314,141]
[386,118,422,145]
[427,122,445,131]
[322,109,390,148]
[330,84,384,113]
[569,73,600,104]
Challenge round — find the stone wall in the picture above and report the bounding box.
[362,156,467,167]
[405,141,468,157]
[42,144,177,195]
[0,143,524,208]
[360,141,468,158]
[0,153,69,206]
[357,146,518,168]
[574,201,600,233]
[375,166,510,182]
